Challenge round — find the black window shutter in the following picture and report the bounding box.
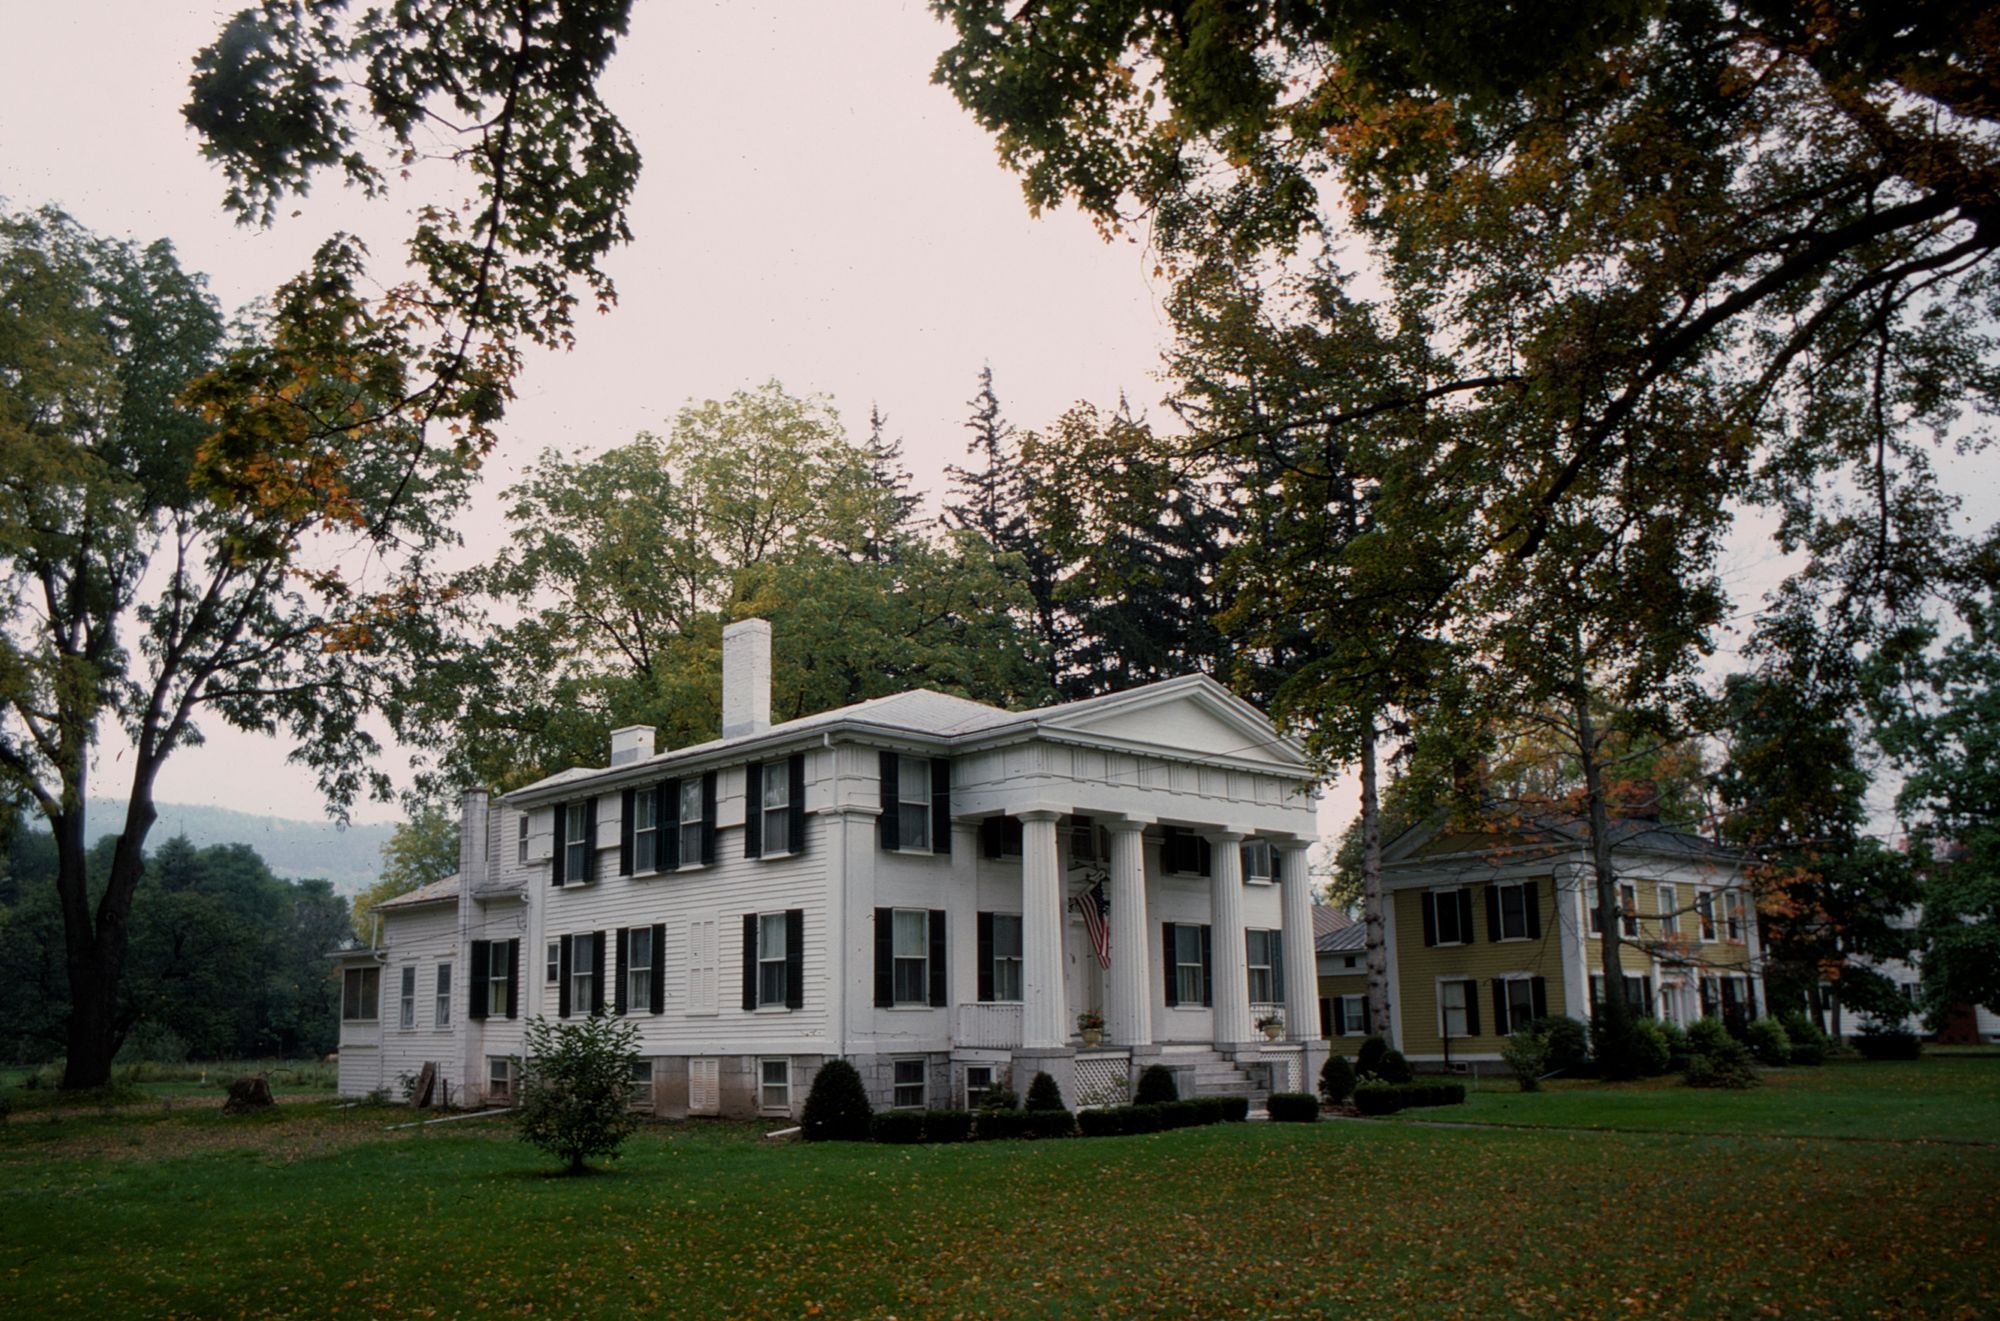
[700,771,718,864]
[620,788,635,876]
[783,908,804,1009]
[1485,885,1503,943]
[1327,996,1342,1036]
[614,928,630,1016]
[1493,979,1509,1037]
[879,751,900,850]
[662,779,681,871]
[928,909,948,1007]
[469,941,490,1020]
[788,754,806,854]
[743,762,763,858]
[590,933,606,1015]
[1643,976,1655,1019]
[504,940,520,1019]
[741,914,758,1011]
[1421,892,1438,947]
[1523,881,1542,938]
[1162,923,1179,1007]
[1198,835,1213,877]
[1272,849,1283,883]
[583,798,599,883]
[649,923,667,1013]
[931,757,951,854]
[557,935,572,1017]
[874,907,894,1008]
[982,816,1004,858]
[551,805,566,886]
[977,911,995,1002]
[1464,981,1481,1037]
[1530,975,1548,1020]
[1458,889,1476,943]
[1200,924,1214,1007]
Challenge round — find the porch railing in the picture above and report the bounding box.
[956,1002,1023,1049]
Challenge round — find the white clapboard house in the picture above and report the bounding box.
[335,620,1325,1117]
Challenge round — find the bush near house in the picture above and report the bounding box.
[1134,1063,1178,1105]
[1530,1016,1591,1073]
[1267,1092,1320,1122]
[1500,1024,1553,1092]
[1745,1018,1794,1066]
[800,1058,873,1142]
[1024,1071,1064,1111]
[1370,1049,1414,1084]
[1777,1012,1829,1065]
[1853,1026,1922,1060]
[922,1110,975,1143]
[1356,1036,1389,1075]
[1683,1044,1759,1089]
[1353,1081,1468,1115]
[1320,1054,1357,1103]
[870,1110,924,1143]
[515,1015,642,1175]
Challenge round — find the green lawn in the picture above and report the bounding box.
[1,1060,1993,1321]
[1419,1055,2000,1142]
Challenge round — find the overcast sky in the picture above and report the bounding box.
[3,2,1378,837]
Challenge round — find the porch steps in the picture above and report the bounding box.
[1160,1046,1271,1106]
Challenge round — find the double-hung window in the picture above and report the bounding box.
[881,752,949,854]
[892,909,929,1004]
[679,778,705,865]
[399,965,418,1029]
[561,802,591,883]
[1068,815,1100,863]
[1493,976,1546,1035]
[342,966,380,1021]
[1619,883,1640,938]
[627,926,654,1013]
[759,912,788,1006]
[487,947,511,1018]
[434,963,452,1027]
[988,913,1022,1001]
[631,786,661,873]
[1175,925,1205,1005]
[517,813,529,864]
[546,941,561,987]
[1439,978,1479,1037]
[965,1064,995,1110]
[1241,838,1274,883]
[1658,885,1679,936]
[1245,928,1277,1004]
[630,1060,654,1108]
[487,1058,513,1101]
[760,1059,790,1110]
[1424,887,1474,946]
[1489,882,1539,940]
[898,757,932,851]
[1696,890,1716,942]
[568,933,599,1017]
[1331,993,1366,1035]
[761,763,792,855]
[1724,889,1744,941]
[892,1059,926,1108]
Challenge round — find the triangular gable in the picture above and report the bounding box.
[1035,675,1305,770]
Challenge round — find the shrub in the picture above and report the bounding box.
[1853,1025,1921,1060]
[1134,1063,1179,1105]
[1356,1035,1389,1076]
[1193,1096,1227,1125]
[976,1108,1031,1140]
[1683,1041,1758,1089]
[1744,1018,1793,1066]
[515,1014,643,1174]
[1351,1081,1467,1115]
[1686,1016,1733,1058]
[1220,1095,1251,1122]
[1028,1108,1074,1139]
[1530,1016,1591,1072]
[800,1058,874,1142]
[1267,1092,1320,1122]
[1499,1027,1552,1092]
[1592,1014,1649,1080]
[1630,1019,1673,1076]
[1077,1107,1123,1137]
[1157,1099,1200,1129]
[870,1110,924,1143]
[1024,1070,1065,1111]
[1372,1048,1413,1084]
[1319,1054,1357,1104]
[1657,1019,1691,1057]
[978,1085,1018,1113]
[1777,1012,1829,1066]
[922,1109,974,1143]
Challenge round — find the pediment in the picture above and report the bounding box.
[1037,676,1305,770]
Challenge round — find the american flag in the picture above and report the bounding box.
[1071,879,1110,969]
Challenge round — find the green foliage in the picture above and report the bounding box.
[1500,1027,1552,1092]
[799,1059,873,1142]
[1370,1049,1413,1086]
[1631,1020,1673,1077]
[976,1085,1018,1114]
[1853,1026,1922,1061]
[1133,1063,1178,1105]
[1686,1016,1735,1059]
[1777,1012,1829,1066]
[1353,1082,1469,1115]
[515,1014,642,1175]
[1266,1092,1320,1123]
[353,805,460,927]
[869,1110,924,1144]
[1318,1053,1356,1104]
[1355,1036,1388,1075]
[1682,1049,1760,1090]
[920,1110,975,1144]
[1023,1070,1065,1112]
[1744,1019,1794,1067]
[1528,1016,1590,1073]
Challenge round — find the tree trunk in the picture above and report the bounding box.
[1360,716,1391,1038]
[57,767,161,1089]
[1576,695,1633,1072]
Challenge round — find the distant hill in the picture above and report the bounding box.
[66,800,397,897]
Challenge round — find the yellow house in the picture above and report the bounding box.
[1344,810,1765,1069]
[1313,905,1369,1055]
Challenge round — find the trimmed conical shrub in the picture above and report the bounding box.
[800,1058,873,1141]
[1134,1063,1178,1105]
[1319,1053,1356,1104]
[1024,1070,1064,1111]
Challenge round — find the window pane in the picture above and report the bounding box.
[894,956,927,1004]
[893,909,928,957]
[635,789,656,832]
[761,913,787,959]
[764,763,789,811]
[991,914,1022,959]
[1499,885,1525,938]
[761,1059,789,1108]
[764,805,790,855]
[900,802,930,851]
[760,960,786,1006]
[893,1059,925,1108]
[546,942,561,984]
[993,958,1022,1002]
[681,779,703,826]
[899,757,930,806]
[1176,926,1203,966]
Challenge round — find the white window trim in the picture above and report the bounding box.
[487,1057,514,1101]
[1493,973,1537,1037]
[1436,975,1477,1039]
[434,962,453,1029]
[629,1058,655,1110]
[759,1057,791,1112]
[342,966,381,1022]
[678,778,706,870]
[989,911,1024,1003]
[1492,881,1533,942]
[628,926,654,1014]
[760,762,794,857]
[891,1057,927,1110]
[1429,886,1471,947]
[399,965,418,1030]
[891,907,930,1006]
[1241,838,1275,885]
[1658,884,1680,937]
[1618,883,1640,939]
[757,911,788,1008]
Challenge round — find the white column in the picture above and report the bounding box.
[1208,830,1252,1047]
[1106,821,1152,1047]
[1279,844,1316,1042]
[1020,811,1067,1050]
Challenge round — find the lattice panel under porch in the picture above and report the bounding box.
[1074,1053,1130,1107]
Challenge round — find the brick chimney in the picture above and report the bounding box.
[722,618,772,740]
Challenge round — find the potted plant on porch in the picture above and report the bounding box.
[1257,1011,1285,1041]
[1077,1009,1105,1048]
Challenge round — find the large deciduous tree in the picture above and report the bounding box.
[0,207,468,1088]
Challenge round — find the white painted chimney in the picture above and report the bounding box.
[722,617,772,740]
[610,725,655,766]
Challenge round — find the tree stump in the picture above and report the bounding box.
[222,1076,274,1115]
